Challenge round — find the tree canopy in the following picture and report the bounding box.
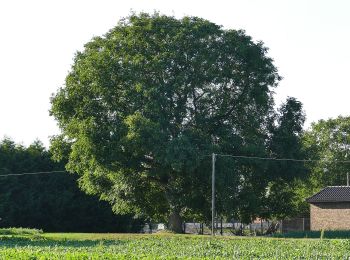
[51,13,287,232]
[0,138,141,232]
[303,116,350,188]
[264,97,307,219]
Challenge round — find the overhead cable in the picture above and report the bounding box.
[0,170,66,177]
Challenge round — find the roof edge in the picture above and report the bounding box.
[306,186,350,203]
[305,187,328,203]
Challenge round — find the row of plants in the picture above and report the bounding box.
[1,230,350,259]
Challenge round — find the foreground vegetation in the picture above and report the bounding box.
[1,230,350,259]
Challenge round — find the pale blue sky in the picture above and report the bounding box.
[0,0,349,146]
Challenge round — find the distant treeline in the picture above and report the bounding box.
[0,138,142,232]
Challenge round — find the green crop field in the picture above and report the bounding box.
[0,230,350,259]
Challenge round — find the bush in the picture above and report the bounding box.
[273,230,350,239]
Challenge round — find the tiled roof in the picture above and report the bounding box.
[306,186,350,203]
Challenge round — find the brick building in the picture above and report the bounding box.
[307,186,350,231]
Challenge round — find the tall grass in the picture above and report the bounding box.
[0,228,43,236]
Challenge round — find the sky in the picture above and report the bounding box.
[0,0,349,147]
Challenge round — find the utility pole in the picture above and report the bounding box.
[211,153,216,236]
[345,132,349,186]
[347,143,349,186]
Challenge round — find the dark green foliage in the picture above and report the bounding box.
[50,12,316,229]
[50,12,281,229]
[269,97,306,181]
[264,97,308,219]
[274,230,350,239]
[0,138,141,232]
[217,98,308,222]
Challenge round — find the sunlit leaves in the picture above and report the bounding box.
[50,12,280,225]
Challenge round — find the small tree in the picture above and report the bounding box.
[265,97,308,219]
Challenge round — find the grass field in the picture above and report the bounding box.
[0,230,350,259]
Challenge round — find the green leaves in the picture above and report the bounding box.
[303,116,350,187]
[0,138,140,232]
[264,97,307,219]
[50,12,281,227]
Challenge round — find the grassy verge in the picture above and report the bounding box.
[0,227,43,236]
[0,230,349,259]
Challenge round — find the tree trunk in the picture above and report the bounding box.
[168,211,183,233]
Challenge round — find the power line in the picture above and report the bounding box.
[1,153,349,178]
[215,154,350,164]
[0,170,66,177]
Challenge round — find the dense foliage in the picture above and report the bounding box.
[292,116,350,215]
[0,138,141,232]
[303,116,350,187]
[263,97,308,219]
[50,12,293,231]
[1,233,350,259]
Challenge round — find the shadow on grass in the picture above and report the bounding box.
[0,236,127,248]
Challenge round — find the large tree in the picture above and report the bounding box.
[50,13,280,232]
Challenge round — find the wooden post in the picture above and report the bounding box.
[220,217,223,235]
[211,153,216,236]
[280,220,283,234]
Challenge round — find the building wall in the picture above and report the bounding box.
[310,202,350,230]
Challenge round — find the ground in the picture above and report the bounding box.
[0,230,350,259]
